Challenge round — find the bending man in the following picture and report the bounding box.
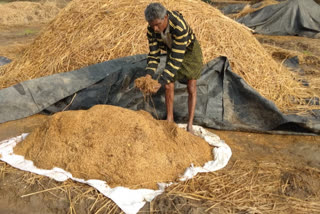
[144,3,203,133]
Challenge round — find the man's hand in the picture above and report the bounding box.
[145,74,161,93]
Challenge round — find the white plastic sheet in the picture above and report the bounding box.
[0,125,232,214]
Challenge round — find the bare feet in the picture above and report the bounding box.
[166,117,174,123]
[187,124,194,135]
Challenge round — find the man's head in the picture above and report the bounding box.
[145,3,168,33]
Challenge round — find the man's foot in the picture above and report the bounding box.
[187,124,195,135]
[167,118,174,123]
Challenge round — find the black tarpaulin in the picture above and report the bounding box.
[0,55,319,134]
[220,3,246,15]
[237,0,320,38]
[0,56,11,66]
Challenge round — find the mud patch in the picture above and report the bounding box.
[280,169,320,199]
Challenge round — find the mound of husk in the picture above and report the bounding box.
[13,105,213,189]
[0,0,317,112]
[0,1,60,26]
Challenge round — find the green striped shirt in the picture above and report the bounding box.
[146,10,196,84]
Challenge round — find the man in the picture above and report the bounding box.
[144,3,203,133]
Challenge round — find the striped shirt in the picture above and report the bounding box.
[146,10,196,84]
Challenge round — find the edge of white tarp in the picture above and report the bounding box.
[0,125,232,214]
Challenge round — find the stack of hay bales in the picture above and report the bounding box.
[0,0,316,112]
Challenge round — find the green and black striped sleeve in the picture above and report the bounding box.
[145,26,160,76]
[160,13,188,84]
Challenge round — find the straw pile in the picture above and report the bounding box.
[262,44,320,67]
[14,105,213,189]
[230,0,279,19]
[0,0,317,112]
[261,44,320,102]
[0,44,28,61]
[0,1,60,26]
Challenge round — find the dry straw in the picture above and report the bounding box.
[0,43,29,61]
[0,161,123,214]
[262,44,320,109]
[155,160,320,213]
[0,0,318,113]
[0,1,60,26]
[231,0,279,19]
[1,160,320,213]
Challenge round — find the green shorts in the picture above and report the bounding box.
[167,39,203,83]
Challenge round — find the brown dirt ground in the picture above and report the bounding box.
[0,0,320,213]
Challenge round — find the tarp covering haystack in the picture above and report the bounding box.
[0,0,317,113]
[237,0,320,38]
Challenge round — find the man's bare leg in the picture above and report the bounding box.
[165,82,175,122]
[187,79,197,133]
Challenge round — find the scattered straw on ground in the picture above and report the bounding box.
[156,160,320,213]
[0,0,317,113]
[3,143,320,213]
[231,0,279,19]
[0,1,60,26]
[262,44,320,67]
[0,161,122,213]
[262,44,320,109]
[135,75,161,95]
[13,105,213,189]
[0,43,29,61]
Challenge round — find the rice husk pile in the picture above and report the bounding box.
[135,75,161,95]
[0,1,60,26]
[13,105,213,189]
[0,0,317,112]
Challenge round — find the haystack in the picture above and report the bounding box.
[0,0,317,112]
[0,1,60,26]
[14,105,213,189]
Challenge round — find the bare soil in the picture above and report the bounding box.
[0,0,320,213]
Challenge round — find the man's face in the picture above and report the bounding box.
[149,15,168,33]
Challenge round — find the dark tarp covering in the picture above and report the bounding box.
[237,0,320,38]
[0,56,11,66]
[0,55,319,134]
[220,3,246,15]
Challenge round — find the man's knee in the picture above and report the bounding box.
[165,82,174,91]
[187,80,197,95]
